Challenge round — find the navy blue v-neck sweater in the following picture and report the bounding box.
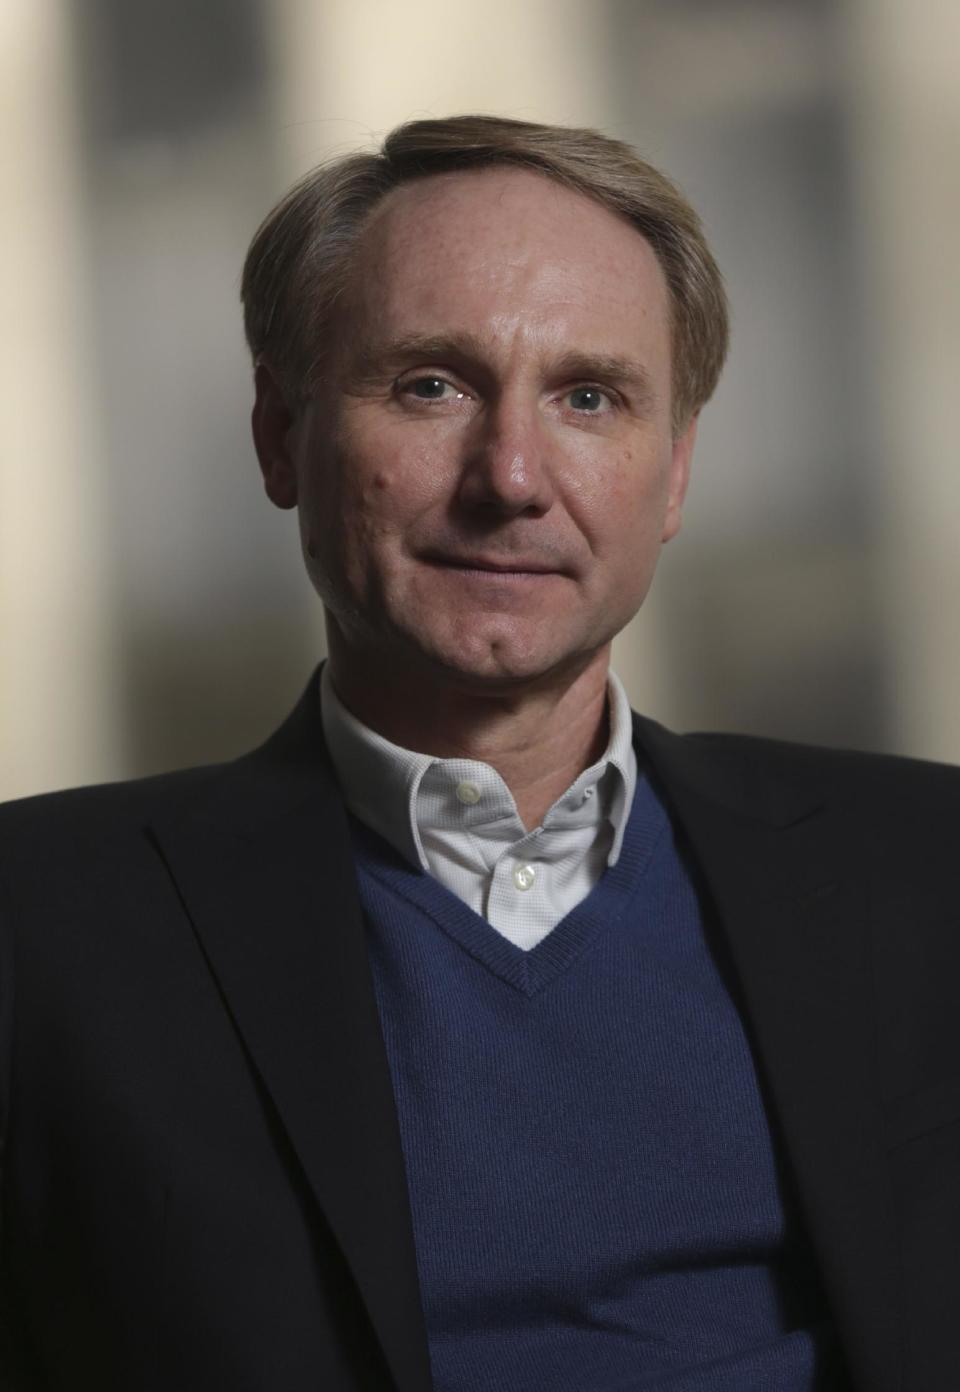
[351,770,848,1390]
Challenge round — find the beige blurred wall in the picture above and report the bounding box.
[843,0,960,764]
[1,2,124,795]
[2,0,958,801]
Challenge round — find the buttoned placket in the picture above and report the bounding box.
[321,663,638,950]
[419,763,612,944]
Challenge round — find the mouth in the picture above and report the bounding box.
[421,553,564,577]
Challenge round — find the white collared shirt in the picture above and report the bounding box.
[320,665,637,952]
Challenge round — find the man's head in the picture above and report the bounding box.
[242,116,728,697]
[243,114,728,439]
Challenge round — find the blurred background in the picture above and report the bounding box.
[2,0,959,800]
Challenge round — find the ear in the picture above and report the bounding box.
[252,361,300,510]
[662,412,698,543]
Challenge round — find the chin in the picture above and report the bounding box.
[403,624,589,691]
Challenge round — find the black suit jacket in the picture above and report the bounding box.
[1,675,959,1391]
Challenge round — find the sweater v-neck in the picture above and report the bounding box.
[349,771,670,997]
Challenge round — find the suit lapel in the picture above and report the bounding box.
[150,680,432,1392]
[635,716,903,1392]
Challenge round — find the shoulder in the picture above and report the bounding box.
[669,729,960,862]
[0,681,339,903]
[0,671,331,858]
[686,728,960,796]
[0,762,231,841]
[0,763,241,899]
[634,713,960,849]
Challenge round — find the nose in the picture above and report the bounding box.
[455,395,555,519]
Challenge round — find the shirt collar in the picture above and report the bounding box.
[320,662,433,871]
[594,668,637,865]
[320,663,637,871]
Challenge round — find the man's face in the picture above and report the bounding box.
[263,167,696,691]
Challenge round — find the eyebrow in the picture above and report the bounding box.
[350,332,487,380]
[350,332,659,409]
[550,350,657,403]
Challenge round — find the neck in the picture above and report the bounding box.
[325,632,612,831]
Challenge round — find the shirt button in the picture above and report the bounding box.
[455,780,482,806]
[513,862,537,891]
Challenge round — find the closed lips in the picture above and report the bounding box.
[423,554,561,574]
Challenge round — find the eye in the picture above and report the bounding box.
[566,385,612,414]
[400,375,465,403]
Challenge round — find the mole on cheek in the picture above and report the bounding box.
[359,474,391,508]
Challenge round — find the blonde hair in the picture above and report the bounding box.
[241,114,728,432]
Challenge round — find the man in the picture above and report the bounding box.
[0,115,958,1391]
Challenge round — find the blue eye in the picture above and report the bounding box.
[398,374,469,410]
[410,376,449,399]
[568,386,608,412]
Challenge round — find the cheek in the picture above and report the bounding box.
[351,465,424,542]
[301,448,435,582]
[358,438,458,548]
[568,443,672,551]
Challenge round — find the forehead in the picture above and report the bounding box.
[344,166,671,360]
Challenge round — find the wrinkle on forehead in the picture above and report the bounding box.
[346,166,671,367]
